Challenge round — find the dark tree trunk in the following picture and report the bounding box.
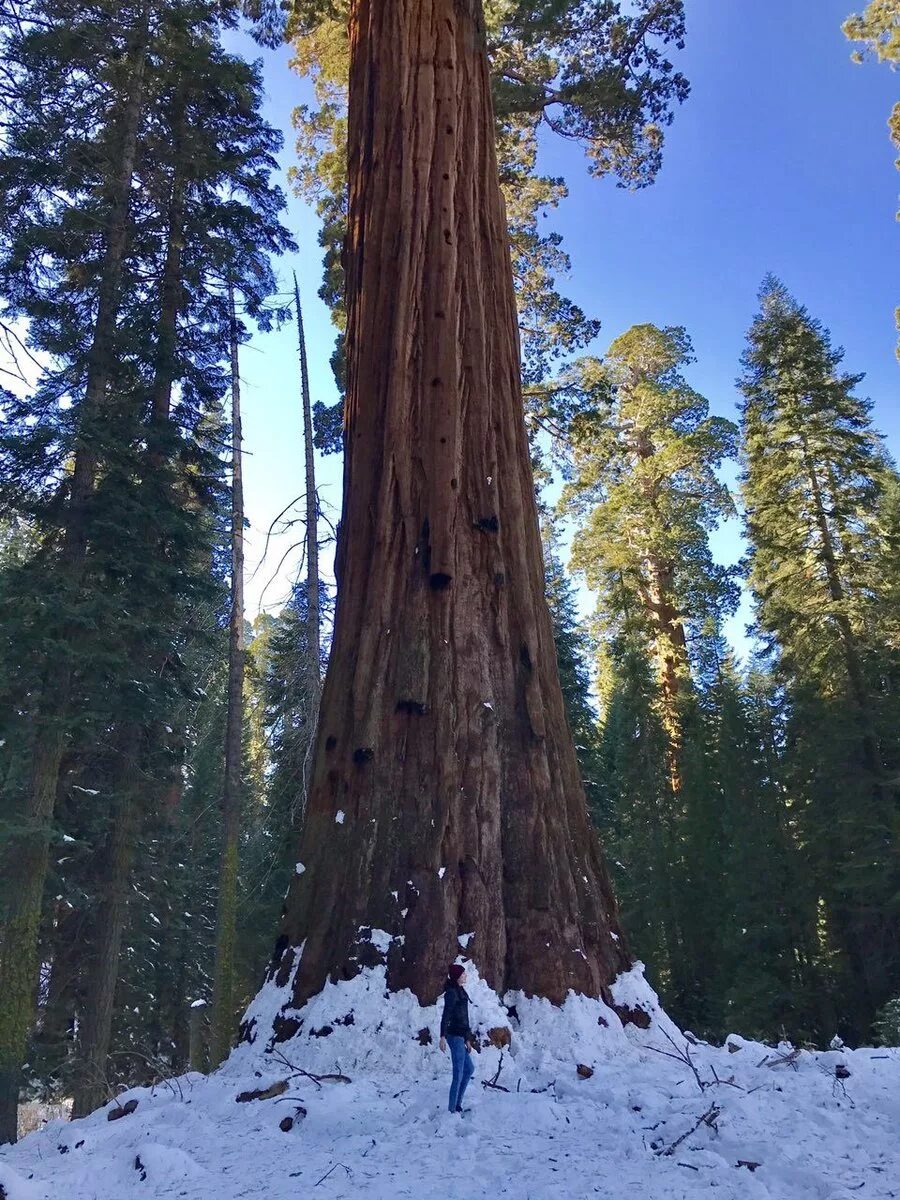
[800,435,891,1029]
[0,15,150,1142]
[211,285,246,1065]
[70,128,191,1113]
[72,733,140,1118]
[274,0,629,1017]
[294,273,322,810]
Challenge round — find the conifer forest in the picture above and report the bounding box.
[0,0,899,1158]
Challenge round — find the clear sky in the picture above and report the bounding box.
[230,0,899,654]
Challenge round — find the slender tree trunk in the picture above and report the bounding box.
[0,17,150,1140]
[800,439,875,740]
[293,273,322,813]
[71,733,140,1118]
[211,285,246,1066]
[294,274,322,688]
[271,0,629,1023]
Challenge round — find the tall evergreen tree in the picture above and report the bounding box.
[542,526,604,822]
[210,285,247,1068]
[739,277,900,1039]
[565,325,738,795]
[843,2,900,353]
[563,324,739,1031]
[0,0,293,1132]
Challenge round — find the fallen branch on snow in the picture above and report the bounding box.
[268,1048,351,1088]
[642,1028,743,1093]
[655,1103,721,1158]
[315,1163,352,1187]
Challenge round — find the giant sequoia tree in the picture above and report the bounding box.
[288,0,688,443]
[269,0,631,1018]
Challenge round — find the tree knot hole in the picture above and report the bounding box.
[429,572,452,591]
[353,747,374,765]
[475,515,499,533]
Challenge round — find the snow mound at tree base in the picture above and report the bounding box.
[3,962,899,1200]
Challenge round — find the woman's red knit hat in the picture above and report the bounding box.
[448,963,465,982]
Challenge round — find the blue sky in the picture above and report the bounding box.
[231,0,899,653]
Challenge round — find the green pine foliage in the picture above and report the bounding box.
[287,1,689,442]
[739,277,900,1040]
[0,0,293,1124]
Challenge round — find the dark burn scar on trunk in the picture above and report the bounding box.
[419,518,432,571]
[475,515,499,533]
[353,747,374,764]
[519,642,533,670]
[325,735,337,751]
[396,699,429,716]
[429,572,452,591]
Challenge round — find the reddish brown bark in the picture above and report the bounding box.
[276,0,628,1015]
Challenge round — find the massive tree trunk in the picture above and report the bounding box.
[211,285,246,1066]
[0,16,150,1142]
[274,0,629,1017]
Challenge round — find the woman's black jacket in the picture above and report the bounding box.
[440,982,473,1040]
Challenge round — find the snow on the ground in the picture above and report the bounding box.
[3,959,899,1200]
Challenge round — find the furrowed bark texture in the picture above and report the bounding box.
[277,0,629,1013]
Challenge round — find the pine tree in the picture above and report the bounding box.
[0,0,293,1131]
[843,3,900,354]
[562,324,739,1031]
[739,277,900,1038]
[566,325,738,796]
[210,286,247,1068]
[542,528,604,822]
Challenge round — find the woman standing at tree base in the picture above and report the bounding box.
[439,964,475,1114]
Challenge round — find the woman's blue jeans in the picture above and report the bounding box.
[447,1036,474,1112]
